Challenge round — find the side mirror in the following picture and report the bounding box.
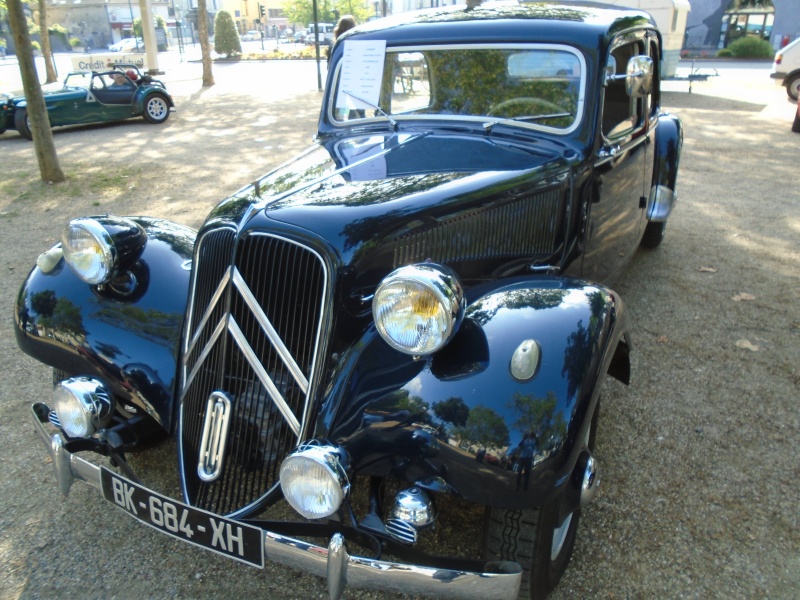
[625,55,654,98]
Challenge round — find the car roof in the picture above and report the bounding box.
[349,1,655,48]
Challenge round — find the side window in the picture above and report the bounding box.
[602,41,645,139]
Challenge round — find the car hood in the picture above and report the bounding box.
[204,131,574,266]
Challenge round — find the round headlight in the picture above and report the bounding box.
[279,444,349,520]
[52,377,114,438]
[61,218,117,284]
[372,263,464,356]
[61,216,146,285]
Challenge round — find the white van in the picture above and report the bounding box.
[771,37,800,100]
[307,23,334,47]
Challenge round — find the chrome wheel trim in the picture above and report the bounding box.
[551,512,573,561]
[147,97,167,120]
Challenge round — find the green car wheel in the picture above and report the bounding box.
[14,108,33,140]
[143,93,170,124]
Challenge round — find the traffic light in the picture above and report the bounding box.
[259,4,265,18]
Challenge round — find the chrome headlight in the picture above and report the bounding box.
[61,216,146,285]
[372,263,464,355]
[279,444,350,520]
[52,377,114,438]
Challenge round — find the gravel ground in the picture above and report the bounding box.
[0,60,798,599]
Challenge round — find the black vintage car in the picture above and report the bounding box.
[14,3,682,599]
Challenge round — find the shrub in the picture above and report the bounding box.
[726,36,774,59]
[69,37,83,48]
[214,11,242,58]
[716,48,734,58]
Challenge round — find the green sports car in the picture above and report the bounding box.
[1,65,173,140]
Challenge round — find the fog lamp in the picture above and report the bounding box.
[279,444,350,519]
[372,263,464,355]
[52,377,114,438]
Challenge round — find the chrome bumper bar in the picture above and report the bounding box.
[31,405,522,600]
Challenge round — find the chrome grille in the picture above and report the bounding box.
[180,229,328,517]
[392,185,564,266]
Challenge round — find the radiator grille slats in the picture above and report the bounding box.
[180,230,327,517]
[392,186,563,267]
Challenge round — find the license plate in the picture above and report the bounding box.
[100,467,265,568]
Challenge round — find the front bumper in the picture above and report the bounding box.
[32,404,522,600]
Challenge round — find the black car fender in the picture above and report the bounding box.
[318,276,630,510]
[647,111,684,222]
[14,217,195,431]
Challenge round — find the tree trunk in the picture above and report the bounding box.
[39,0,58,84]
[197,0,215,87]
[7,0,66,183]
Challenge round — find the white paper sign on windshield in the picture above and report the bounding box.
[335,40,387,111]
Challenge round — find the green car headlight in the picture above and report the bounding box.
[61,216,146,285]
[372,263,464,356]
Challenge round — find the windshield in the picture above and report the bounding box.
[331,43,586,134]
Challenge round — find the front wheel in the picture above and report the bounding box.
[142,93,170,124]
[485,498,580,600]
[640,220,667,249]
[14,108,33,140]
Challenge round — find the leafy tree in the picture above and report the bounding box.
[507,391,566,450]
[433,397,470,429]
[282,0,370,29]
[197,0,214,87]
[6,0,65,182]
[214,10,241,58]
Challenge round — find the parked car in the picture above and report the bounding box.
[15,3,681,599]
[1,65,173,140]
[109,37,144,52]
[771,36,800,100]
[242,30,261,42]
[293,30,307,43]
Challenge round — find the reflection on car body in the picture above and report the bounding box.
[14,3,682,600]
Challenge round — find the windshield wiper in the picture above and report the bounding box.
[483,112,572,133]
[342,90,398,130]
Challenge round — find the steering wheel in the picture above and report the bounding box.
[487,97,566,117]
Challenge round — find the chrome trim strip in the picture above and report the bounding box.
[647,184,676,221]
[232,268,309,394]
[182,314,227,395]
[186,269,230,357]
[227,317,301,436]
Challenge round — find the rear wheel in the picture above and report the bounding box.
[14,108,33,140]
[143,93,170,124]
[786,74,800,101]
[640,220,666,249]
[484,402,600,599]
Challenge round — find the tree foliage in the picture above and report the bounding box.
[433,397,470,428]
[214,10,241,58]
[282,0,370,29]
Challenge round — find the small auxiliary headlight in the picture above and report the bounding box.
[61,216,147,285]
[372,263,464,356]
[52,377,114,438]
[279,444,349,520]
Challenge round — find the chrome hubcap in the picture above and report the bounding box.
[551,512,573,561]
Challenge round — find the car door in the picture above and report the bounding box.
[581,36,650,282]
